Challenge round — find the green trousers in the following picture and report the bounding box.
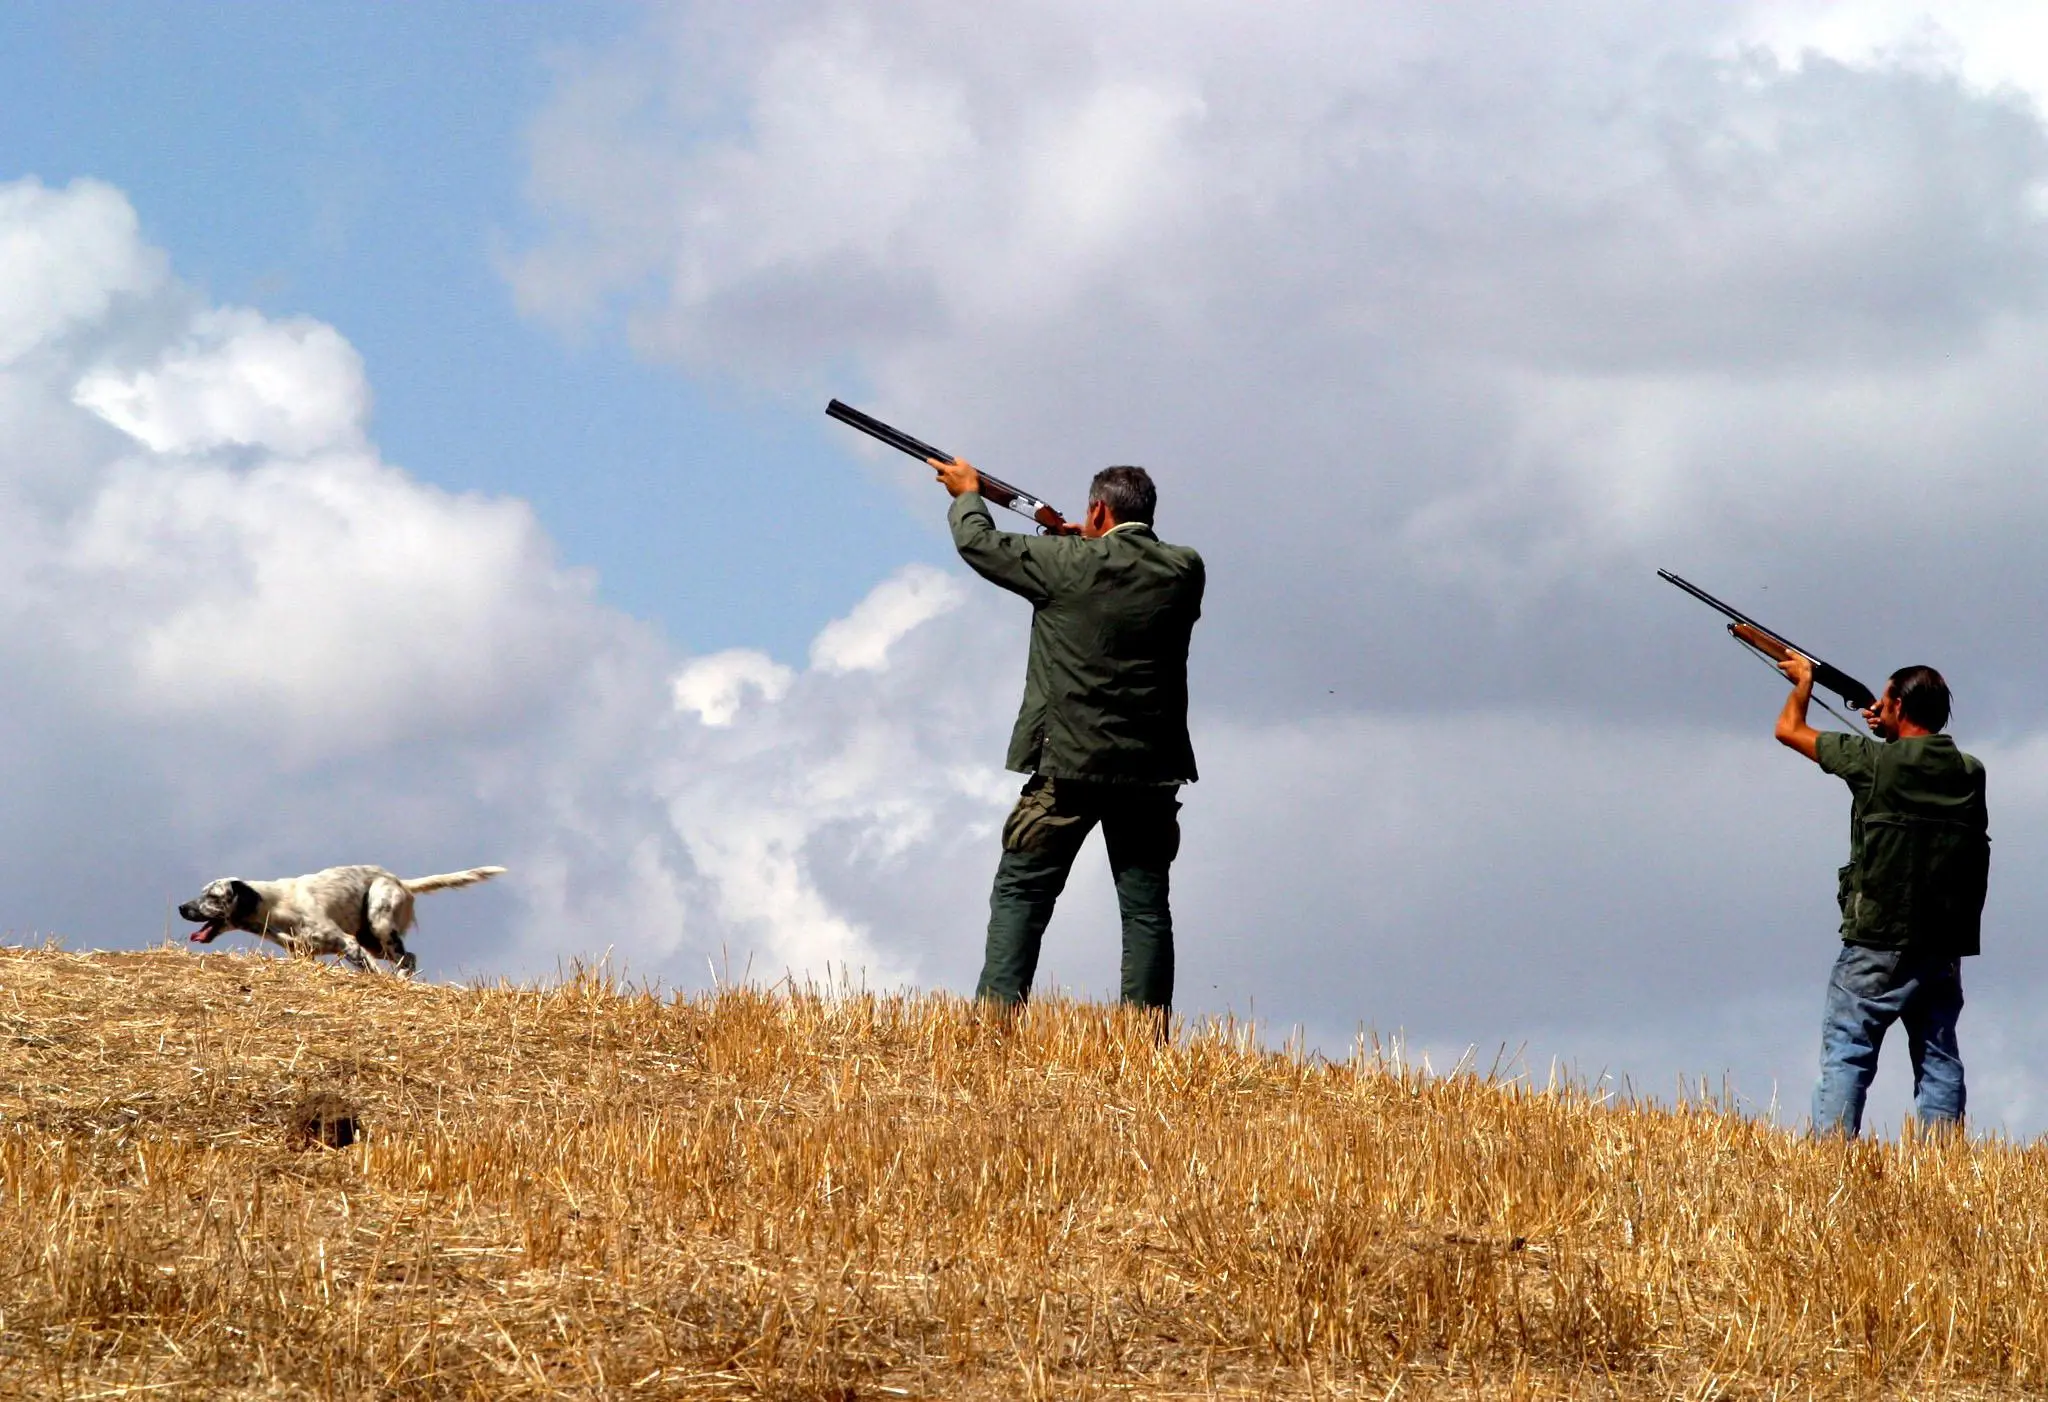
[975,775,1182,1010]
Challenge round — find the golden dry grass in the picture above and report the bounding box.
[1,946,2045,1399]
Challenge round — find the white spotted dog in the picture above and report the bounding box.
[177,865,505,975]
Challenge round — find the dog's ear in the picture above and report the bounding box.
[229,880,260,921]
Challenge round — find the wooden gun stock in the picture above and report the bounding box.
[1728,622,1791,662]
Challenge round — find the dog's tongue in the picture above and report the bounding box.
[189,923,221,943]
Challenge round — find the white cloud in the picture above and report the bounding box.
[0,174,1009,1006]
[0,189,985,1000]
[0,246,620,757]
[75,309,368,457]
[65,454,599,751]
[659,574,1022,987]
[809,562,963,673]
[0,177,678,974]
[0,178,164,366]
[673,648,794,725]
[1749,1,2048,107]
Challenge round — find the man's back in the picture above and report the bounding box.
[940,461,1202,1016]
[1816,731,1989,954]
[949,493,1203,783]
[1777,658,1980,1136]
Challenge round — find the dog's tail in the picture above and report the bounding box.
[401,866,507,895]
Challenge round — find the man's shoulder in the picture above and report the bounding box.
[1900,735,1988,789]
[1897,733,1980,767]
[1832,734,1988,816]
[1118,528,1203,573]
[1814,730,1879,777]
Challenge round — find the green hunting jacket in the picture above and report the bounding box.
[949,491,1204,784]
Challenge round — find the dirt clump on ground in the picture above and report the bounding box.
[285,1088,359,1149]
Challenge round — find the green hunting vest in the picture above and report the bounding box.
[1815,732,1990,955]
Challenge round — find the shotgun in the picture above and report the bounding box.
[1659,569,1877,712]
[826,399,1074,534]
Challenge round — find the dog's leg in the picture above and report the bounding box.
[295,916,372,973]
[363,876,416,974]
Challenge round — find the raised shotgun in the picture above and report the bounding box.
[1659,569,1878,712]
[826,399,1074,534]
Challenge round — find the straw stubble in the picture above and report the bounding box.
[0,945,2041,1398]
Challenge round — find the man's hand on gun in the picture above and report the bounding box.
[1772,645,1891,732]
[1776,650,1815,691]
[927,453,1082,534]
[928,455,981,499]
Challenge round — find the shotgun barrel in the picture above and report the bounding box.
[826,399,1071,533]
[1658,569,1878,712]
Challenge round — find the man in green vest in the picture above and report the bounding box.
[929,453,1204,1013]
[1775,653,1989,1136]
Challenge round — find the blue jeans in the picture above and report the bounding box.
[1811,943,1966,1137]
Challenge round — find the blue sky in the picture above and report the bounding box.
[0,1,938,661]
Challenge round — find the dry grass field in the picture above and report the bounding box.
[2,946,2047,1399]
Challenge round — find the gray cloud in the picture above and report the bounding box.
[509,2,2048,726]
[500,3,2048,1134]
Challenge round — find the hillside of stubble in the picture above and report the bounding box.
[2,946,2046,1399]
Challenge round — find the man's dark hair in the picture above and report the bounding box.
[1889,665,1952,732]
[1089,466,1156,525]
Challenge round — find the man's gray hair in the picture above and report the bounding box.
[1089,465,1157,525]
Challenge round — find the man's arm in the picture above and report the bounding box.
[1775,651,1821,762]
[934,456,1067,604]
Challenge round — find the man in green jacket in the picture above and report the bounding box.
[1775,653,1989,1136]
[929,453,1204,1012]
